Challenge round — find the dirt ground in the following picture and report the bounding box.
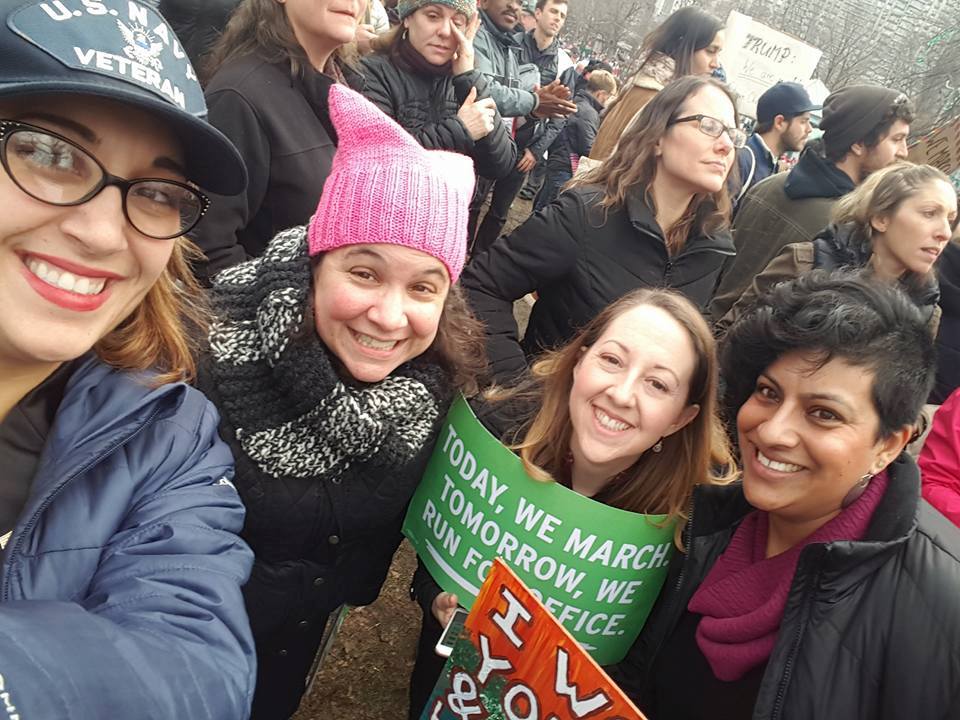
[293,197,536,720]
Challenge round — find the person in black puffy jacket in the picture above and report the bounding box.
[613,272,960,720]
[462,75,741,383]
[360,0,516,180]
[197,86,487,720]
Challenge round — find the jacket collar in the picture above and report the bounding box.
[784,145,856,200]
[520,30,558,59]
[28,356,182,514]
[746,132,777,167]
[623,187,736,256]
[575,88,604,113]
[690,453,920,587]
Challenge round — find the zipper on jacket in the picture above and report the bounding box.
[769,555,825,720]
[644,489,697,681]
[678,245,737,260]
[1,406,163,601]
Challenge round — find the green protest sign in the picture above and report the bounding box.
[402,395,676,665]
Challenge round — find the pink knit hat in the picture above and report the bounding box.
[308,84,475,281]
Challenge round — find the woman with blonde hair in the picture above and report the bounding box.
[0,0,254,716]
[193,0,364,282]
[462,75,743,383]
[408,287,736,716]
[716,161,958,335]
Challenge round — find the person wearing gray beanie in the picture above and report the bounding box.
[709,84,914,323]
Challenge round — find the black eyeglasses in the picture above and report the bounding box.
[668,114,747,149]
[0,120,209,240]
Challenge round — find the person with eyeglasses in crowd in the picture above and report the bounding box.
[0,0,257,717]
[462,75,742,382]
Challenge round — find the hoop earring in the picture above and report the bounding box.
[402,28,408,41]
[652,439,663,454]
[841,473,872,508]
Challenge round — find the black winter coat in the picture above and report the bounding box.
[197,353,453,718]
[193,57,339,282]
[360,50,516,180]
[933,240,960,404]
[612,454,960,720]
[461,185,735,382]
[547,88,603,173]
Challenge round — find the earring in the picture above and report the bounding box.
[652,439,663,454]
[401,28,408,40]
[841,473,873,509]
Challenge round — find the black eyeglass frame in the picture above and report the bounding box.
[667,113,748,149]
[0,119,210,240]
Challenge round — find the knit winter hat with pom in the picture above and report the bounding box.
[308,85,475,281]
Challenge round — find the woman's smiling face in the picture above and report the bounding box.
[568,304,700,480]
[737,351,906,526]
[0,94,184,369]
[312,243,451,382]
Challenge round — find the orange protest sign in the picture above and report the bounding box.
[420,558,647,720]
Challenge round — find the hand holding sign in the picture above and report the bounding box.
[403,395,675,665]
[420,559,646,720]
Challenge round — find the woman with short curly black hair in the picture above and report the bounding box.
[614,271,960,720]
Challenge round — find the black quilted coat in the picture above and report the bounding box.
[360,49,516,180]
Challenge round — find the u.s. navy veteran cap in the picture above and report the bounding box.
[0,0,246,195]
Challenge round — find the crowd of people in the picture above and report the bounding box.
[1,0,959,719]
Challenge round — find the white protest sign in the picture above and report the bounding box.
[723,11,823,119]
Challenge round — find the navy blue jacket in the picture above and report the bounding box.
[735,132,777,201]
[0,356,256,719]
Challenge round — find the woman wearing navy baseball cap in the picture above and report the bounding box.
[0,0,256,717]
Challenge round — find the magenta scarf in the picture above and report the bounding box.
[687,470,889,681]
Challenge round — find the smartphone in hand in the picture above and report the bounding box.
[434,607,469,658]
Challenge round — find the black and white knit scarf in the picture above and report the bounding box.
[207,226,453,480]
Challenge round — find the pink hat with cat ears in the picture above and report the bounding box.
[308,84,476,282]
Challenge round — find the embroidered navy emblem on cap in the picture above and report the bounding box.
[0,0,247,194]
[9,0,204,113]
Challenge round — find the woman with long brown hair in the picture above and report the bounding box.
[191,0,363,282]
[462,75,744,383]
[407,287,736,716]
[197,86,487,719]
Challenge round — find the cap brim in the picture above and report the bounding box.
[0,80,247,195]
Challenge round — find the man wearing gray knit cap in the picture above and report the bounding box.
[710,84,914,323]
